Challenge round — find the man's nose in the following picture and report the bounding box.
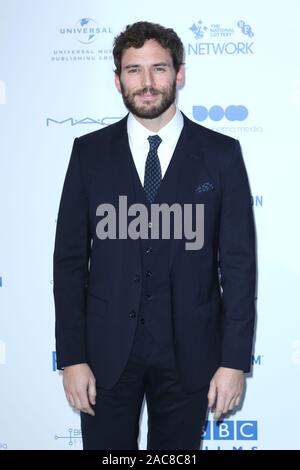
[141,68,154,88]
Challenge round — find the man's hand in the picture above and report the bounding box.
[63,363,96,416]
[207,367,244,420]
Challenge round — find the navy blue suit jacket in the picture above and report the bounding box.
[53,113,256,392]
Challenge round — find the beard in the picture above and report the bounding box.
[120,79,177,119]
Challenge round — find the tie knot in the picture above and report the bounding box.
[147,135,162,151]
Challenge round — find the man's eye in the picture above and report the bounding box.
[155,67,166,72]
[128,68,138,73]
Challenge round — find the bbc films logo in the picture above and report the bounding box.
[202,420,258,450]
[51,17,113,62]
[0,80,6,104]
[188,19,254,56]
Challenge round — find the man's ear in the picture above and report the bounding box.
[115,73,121,93]
[176,64,185,89]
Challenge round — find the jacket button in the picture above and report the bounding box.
[129,310,136,319]
[146,294,152,301]
[133,274,140,282]
[140,318,145,324]
[145,247,152,254]
[146,270,152,277]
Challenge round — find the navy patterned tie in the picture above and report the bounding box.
[143,135,162,203]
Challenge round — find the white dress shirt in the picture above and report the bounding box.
[127,108,184,185]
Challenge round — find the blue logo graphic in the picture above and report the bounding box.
[52,351,57,371]
[0,276,2,287]
[75,18,98,44]
[251,196,263,207]
[188,20,254,56]
[60,18,112,45]
[193,105,248,122]
[55,428,82,446]
[46,117,122,127]
[237,20,254,37]
[252,354,263,365]
[203,420,258,440]
[189,21,208,39]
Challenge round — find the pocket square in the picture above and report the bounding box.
[195,182,214,193]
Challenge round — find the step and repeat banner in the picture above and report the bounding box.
[1,0,299,450]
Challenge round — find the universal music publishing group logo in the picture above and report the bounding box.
[51,17,113,62]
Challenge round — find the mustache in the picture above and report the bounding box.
[133,87,161,97]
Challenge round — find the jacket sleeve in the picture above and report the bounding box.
[219,140,256,372]
[53,138,91,369]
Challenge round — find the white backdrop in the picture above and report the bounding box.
[1,0,300,450]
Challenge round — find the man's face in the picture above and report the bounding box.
[115,39,184,119]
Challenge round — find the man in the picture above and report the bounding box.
[53,21,256,450]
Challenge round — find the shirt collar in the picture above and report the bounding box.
[127,108,183,147]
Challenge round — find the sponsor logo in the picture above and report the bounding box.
[193,105,248,122]
[60,18,112,44]
[52,351,57,371]
[188,19,254,56]
[203,420,258,440]
[51,18,113,62]
[251,196,263,207]
[46,117,122,127]
[252,354,263,365]
[54,428,82,446]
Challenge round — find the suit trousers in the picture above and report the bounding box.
[81,320,209,450]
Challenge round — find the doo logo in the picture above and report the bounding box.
[193,105,248,122]
[203,420,258,440]
[60,18,112,44]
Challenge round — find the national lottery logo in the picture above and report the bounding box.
[188,19,254,56]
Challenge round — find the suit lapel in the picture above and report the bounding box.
[169,114,205,268]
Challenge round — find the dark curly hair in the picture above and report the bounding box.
[113,21,184,75]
